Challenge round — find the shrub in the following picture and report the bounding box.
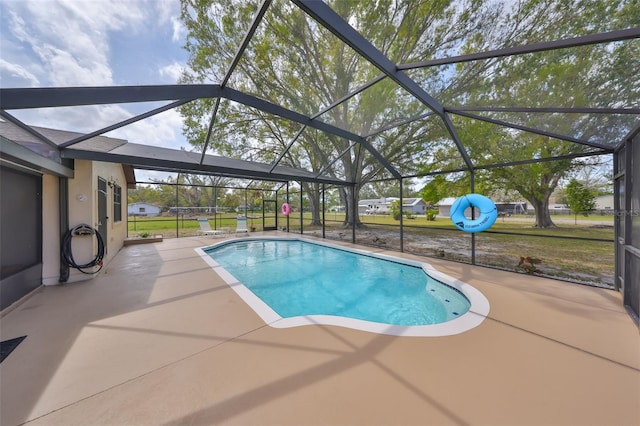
[426,208,438,221]
[390,200,401,220]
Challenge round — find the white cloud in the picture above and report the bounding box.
[155,0,177,24]
[2,0,187,87]
[3,0,148,87]
[12,103,187,151]
[6,9,29,41]
[33,44,113,86]
[107,108,187,150]
[10,104,129,135]
[0,59,40,86]
[2,0,190,159]
[159,62,185,82]
[171,16,187,43]
[136,170,179,183]
[150,0,185,43]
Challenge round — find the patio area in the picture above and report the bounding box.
[1,234,638,426]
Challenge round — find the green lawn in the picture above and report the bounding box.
[354,213,613,239]
[128,212,615,286]
[128,214,267,236]
[131,212,613,241]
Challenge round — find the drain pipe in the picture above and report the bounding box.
[59,176,70,283]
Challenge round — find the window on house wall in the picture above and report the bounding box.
[114,185,122,222]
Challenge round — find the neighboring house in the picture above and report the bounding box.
[436,197,457,217]
[595,195,614,210]
[403,198,428,214]
[128,202,161,217]
[359,197,428,215]
[359,198,391,215]
[1,121,134,310]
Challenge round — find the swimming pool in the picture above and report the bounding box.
[196,237,489,336]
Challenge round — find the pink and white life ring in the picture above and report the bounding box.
[281,203,291,216]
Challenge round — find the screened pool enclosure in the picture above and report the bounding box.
[1,0,638,321]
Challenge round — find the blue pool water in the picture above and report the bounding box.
[205,239,470,326]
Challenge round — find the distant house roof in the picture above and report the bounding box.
[436,197,458,206]
[403,198,426,206]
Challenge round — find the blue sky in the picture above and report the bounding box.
[0,0,191,157]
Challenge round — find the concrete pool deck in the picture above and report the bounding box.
[1,233,638,425]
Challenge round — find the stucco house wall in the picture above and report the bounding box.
[41,160,128,285]
[2,122,134,308]
[42,174,61,285]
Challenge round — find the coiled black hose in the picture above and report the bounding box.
[61,224,105,274]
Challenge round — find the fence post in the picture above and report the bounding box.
[175,178,179,238]
[471,170,476,265]
[300,183,303,235]
[399,178,404,252]
[322,184,326,239]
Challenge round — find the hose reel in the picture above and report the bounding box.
[61,224,105,274]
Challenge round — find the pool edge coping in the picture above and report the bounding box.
[195,236,490,337]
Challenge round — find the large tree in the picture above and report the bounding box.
[178,0,637,229]
[178,0,500,227]
[419,0,637,227]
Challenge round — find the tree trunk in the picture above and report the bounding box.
[342,185,365,229]
[301,182,322,226]
[530,198,556,228]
